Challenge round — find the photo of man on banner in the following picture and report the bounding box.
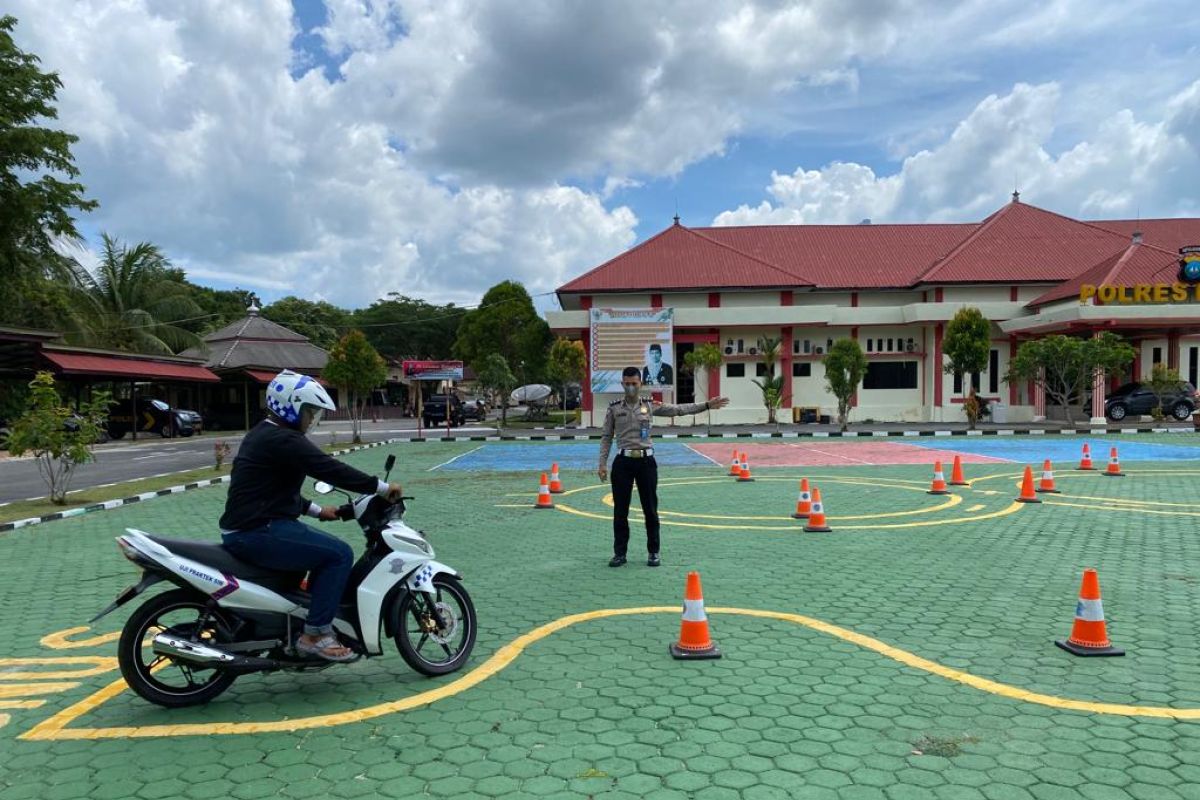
[642,343,674,387]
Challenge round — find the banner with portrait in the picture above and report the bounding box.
[589,307,674,394]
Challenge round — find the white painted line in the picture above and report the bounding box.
[427,445,485,472]
[789,443,876,466]
[684,444,721,466]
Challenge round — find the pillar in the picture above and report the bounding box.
[933,324,944,409]
[1168,331,1181,372]
[1033,370,1046,422]
[1090,331,1106,424]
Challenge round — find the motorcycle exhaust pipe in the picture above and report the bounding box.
[152,633,281,674]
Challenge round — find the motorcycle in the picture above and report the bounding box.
[93,455,477,707]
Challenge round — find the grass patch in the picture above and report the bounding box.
[0,466,232,524]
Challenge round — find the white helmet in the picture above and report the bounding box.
[265,370,336,427]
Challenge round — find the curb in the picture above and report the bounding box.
[0,438,406,534]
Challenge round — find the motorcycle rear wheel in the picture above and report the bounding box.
[118,589,239,707]
[392,575,477,676]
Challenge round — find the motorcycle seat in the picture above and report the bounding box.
[148,536,303,593]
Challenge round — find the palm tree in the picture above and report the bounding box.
[73,234,204,354]
[752,336,786,425]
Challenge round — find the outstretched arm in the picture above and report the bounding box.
[652,397,730,417]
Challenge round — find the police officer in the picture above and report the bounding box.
[598,366,729,567]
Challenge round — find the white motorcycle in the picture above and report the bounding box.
[94,455,476,707]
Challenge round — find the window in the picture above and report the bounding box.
[756,363,769,377]
[863,361,918,390]
[887,338,894,352]
[988,349,1000,394]
[953,372,962,394]
[1190,347,1198,388]
[793,362,811,377]
[875,339,883,352]
[726,363,745,378]
[971,372,981,392]
[866,339,873,352]
[1153,347,1163,366]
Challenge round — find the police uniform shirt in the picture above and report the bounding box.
[599,395,710,468]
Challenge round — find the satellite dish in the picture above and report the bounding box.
[511,384,552,403]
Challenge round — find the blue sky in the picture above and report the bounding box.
[9,0,1200,310]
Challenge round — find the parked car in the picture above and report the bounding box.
[461,398,488,422]
[107,398,193,439]
[175,409,204,434]
[422,394,466,428]
[1105,381,1198,421]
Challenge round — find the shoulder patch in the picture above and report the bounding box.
[609,399,622,406]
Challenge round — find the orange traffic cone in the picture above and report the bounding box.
[737,452,755,482]
[949,455,969,486]
[1016,466,1041,503]
[791,478,812,519]
[1076,443,1095,471]
[804,487,832,532]
[670,571,721,660]
[534,473,554,509]
[1103,447,1124,477]
[1055,568,1124,657]
[729,449,741,476]
[548,462,564,494]
[927,461,950,495]
[1036,459,1060,493]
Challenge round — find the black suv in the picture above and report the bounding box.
[422,394,465,428]
[108,398,194,439]
[1105,381,1197,421]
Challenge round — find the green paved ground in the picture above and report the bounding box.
[3,437,1200,799]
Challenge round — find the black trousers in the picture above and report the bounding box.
[611,454,659,556]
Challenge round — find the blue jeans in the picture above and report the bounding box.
[222,519,354,636]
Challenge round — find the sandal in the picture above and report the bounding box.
[296,634,357,663]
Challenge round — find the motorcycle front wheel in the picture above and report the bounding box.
[392,575,477,676]
[118,589,238,707]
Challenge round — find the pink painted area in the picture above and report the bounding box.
[691,441,1011,467]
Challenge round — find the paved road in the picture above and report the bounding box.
[0,420,499,505]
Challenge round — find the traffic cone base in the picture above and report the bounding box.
[1054,639,1125,657]
[949,455,969,486]
[671,572,721,660]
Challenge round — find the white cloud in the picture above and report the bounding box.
[715,80,1200,226]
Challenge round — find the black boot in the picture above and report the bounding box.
[608,555,627,567]
[647,553,661,567]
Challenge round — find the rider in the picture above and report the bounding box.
[219,370,402,662]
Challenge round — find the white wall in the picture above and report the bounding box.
[594,294,651,308]
[859,291,923,307]
[792,291,852,307]
[942,286,1011,303]
[721,291,782,308]
[664,293,709,308]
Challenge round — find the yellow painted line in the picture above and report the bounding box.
[0,682,79,699]
[0,656,117,680]
[0,700,46,709]
[23,604,1200,741]
[0,713,8,730]
[1043,501,1200,518]
[41,627,121,650]
[1056,493,1200,508]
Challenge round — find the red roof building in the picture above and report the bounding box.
[550,197,1200,425]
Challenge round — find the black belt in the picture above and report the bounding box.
[620,448,654,458]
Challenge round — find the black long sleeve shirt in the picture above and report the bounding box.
[219,420,381,532]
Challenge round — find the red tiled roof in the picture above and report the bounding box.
[915,202,1130,285]
[1028,242,1184,308]
[43,351,220,382]
[697,223,973,288]
[556,200,1200,297]
[558,223,812,293]
[243,369,331,388]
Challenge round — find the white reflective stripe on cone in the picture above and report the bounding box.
[800,492,811,501]
[682,599,707,622]
[1075,598,1104,621]
[811,502,823,513]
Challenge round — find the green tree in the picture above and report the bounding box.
[683,342,724,430]
[323,330,387,443]
[351,293,462,359]
[1147,363,1184,420]
[262,296,349,349]
[822,338,867,432]
[474,353,518,428]
[751,336,786,425]
[177,280,257,335]
[0,15,97,329]
[72,234,204,354]
[943,307,992,428]
[453,281,551,381]
[7,371,111,503]
[546,338,587,420]
[1007,333,1135,424]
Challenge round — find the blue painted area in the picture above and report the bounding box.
[440,442,713,472]
[906,437,1200,464]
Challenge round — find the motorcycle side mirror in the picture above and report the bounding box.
[385,454,396,473]
[313,481,335,495]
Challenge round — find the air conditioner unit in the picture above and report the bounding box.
[748,347,758,356]
[906,342,917,352]
[724,346,734,355]
[814,346,825,355]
